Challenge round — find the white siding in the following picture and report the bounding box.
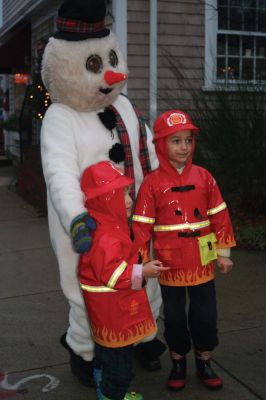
[157,0,205,113]
[3,0,32,24]
[127,0,150,117]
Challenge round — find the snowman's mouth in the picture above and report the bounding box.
[99,87,113,95]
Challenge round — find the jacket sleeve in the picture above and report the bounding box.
[207,172,236,250]
[40,104,87,233]
[89,235,139,290]
[132,177,156,248]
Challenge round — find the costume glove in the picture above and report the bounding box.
[70,212,96,253]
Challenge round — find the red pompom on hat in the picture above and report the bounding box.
[153,110,199,141]
[81,161,133,200]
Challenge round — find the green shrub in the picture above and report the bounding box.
[192,85,266,215]
[160,50,266,215]
[233,218,266,251]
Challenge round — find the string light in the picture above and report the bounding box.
[29,40,51,120]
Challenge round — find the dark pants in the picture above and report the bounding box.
[95,343,134,400]
[161,280,218,356]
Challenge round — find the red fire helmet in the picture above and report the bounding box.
[153,110,199,141]
[81,161,133,200]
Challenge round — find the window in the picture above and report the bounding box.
[205,0,266,87]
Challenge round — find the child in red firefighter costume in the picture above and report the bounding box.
[78,160,167,400]
[132,110,236,391]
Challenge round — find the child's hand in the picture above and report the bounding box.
[143,260,170,278]
[217,256,233,274]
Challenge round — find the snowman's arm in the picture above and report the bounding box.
[40,104,87,234]
[144,123,159,171]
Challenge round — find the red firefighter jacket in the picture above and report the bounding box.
[78,162,156,348]
[132,136,236,287]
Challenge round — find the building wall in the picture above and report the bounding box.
[127,0,150,118]
[2,0,58,31]
[32,16,55,53]
[157,0,205,114]
[3,0,31,24]
[127,0,205,119]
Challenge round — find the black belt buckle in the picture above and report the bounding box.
[172,185,195,192]
[208,241,213,250]
[178,231,200,238]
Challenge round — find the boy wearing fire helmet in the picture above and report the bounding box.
[133,110,236,391]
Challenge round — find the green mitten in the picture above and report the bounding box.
[70,212,96,253]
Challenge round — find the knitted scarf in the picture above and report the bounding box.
[109,102,152,200]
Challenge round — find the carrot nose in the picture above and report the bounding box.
[104,70,127,85]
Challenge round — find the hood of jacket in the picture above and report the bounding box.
[153,110,199,178]
[81,161,133,235]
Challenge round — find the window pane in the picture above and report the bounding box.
[242,59,254,79]
[228,58,240,79]
[242,36,254,56]
[215,0,266,84]
[256,59,266,79]
[243,0,256,7]
[217,58,227,79]
[218,0,228,5]
[228,35,240,55]
[258,10,266,32]
[229,7,242,30]
[259,0,266,8]
[243,8,256,31]
[256,37,266,57]
[218,6,228,29]
[231,0,241,5]
[217,34,226,55]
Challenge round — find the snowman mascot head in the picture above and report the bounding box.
[42,0,127,112]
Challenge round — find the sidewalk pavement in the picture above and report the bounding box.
[0,167,265,400]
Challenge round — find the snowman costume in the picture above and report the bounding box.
[40,0,163,386]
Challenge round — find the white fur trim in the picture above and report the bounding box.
[217,248,231,257]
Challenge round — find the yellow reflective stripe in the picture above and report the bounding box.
[107,261,128,289]
[207,202,227,216]
[154,220,210,232]
[80,283,116,293]
[132,215,155,224]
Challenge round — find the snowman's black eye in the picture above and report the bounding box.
[86,55,103,73]
[109,50,118,67]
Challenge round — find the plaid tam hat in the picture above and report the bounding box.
[53,0,110,41]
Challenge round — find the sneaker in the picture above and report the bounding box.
[124,392,143,400]
[166,357,186,391]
